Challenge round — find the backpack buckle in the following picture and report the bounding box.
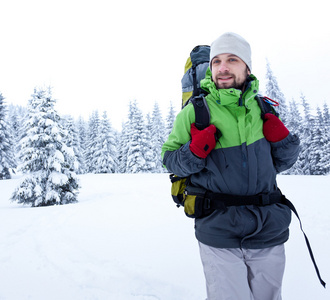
[203,198,211,209]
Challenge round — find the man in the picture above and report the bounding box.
[161,32,300,300]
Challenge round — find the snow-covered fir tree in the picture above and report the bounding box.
[165,101,176,138]
[285,99,302,135]
[0,93,16,179]
[309,107,327,175]
[144,112,156,171]
[118,120,130,173]
[299,93,314,175]
[125,100,153,173]
[118,101,138,173]
[62,115,85,174]
[320,103,330,174]
[265,60,288,124]
[6,104,27,158]
[323,102,330,126]
[11,87,80,206]
[145,112,152,134]
[150,102,166,172]
[76,116,88,173]
[93,111,118,173]
[85,111,101,173]
[283,99,303,174]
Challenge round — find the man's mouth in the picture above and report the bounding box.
[218,76,233,82]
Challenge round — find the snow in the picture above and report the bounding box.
[48,171,68,185]
[0,173,329,300]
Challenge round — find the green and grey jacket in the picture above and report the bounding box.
[162,71,300,249]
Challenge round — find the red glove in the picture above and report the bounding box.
[263,113,289,142]
[189,123,217,158]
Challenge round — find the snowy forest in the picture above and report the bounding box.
[1,62,330,206]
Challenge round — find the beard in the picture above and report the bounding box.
[214,69,249,91]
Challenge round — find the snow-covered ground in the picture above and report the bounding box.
[0,173,329,300]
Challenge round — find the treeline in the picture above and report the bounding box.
[1,62,330,184]
[0,87,176,181]
[265,61,330,175]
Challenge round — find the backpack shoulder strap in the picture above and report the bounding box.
[191,96,210,130]
[255,95,279,119]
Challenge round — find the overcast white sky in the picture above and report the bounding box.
[1,0,329,130]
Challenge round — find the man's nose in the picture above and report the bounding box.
[218,63,229,73]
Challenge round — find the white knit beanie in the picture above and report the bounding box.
[210,32,252,71]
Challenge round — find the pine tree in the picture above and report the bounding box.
[141,118,155,173]
[150,102,166,172]
[281,98,303,174]
[62,115,84,174]
[118,101,137,173]
[85,111,100,173]
[309,107,327,175]
[0,93,16,179]
[299,94,313,175]
[125,100,152,173]
[265,60,288,124]
[76,116,88,173]
[11,87,80,206]
[7,105,20,152]
[144,112,156,172]
[7,105,28,159]
[319,103,330,174]
[322,102,330,128]
[93,111,118,173]
[118,120,130,173]
[165,101,176,138]
[285,99,302,135]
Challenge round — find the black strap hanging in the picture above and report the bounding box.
[282,198,326,288]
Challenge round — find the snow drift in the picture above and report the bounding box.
[0,174,329,299]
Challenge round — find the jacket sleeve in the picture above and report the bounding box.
[161,104,206,177]
[270,133,300,173]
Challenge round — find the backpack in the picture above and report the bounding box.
[181,45,210,108]
[169,45,326,287]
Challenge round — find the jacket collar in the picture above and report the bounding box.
[200,68,259,107]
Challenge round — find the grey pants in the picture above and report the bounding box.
[199,242,286,300]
